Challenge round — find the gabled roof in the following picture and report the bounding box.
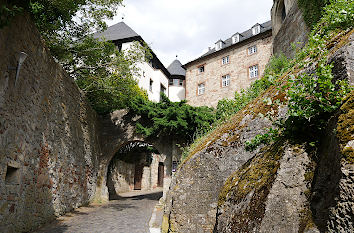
[167,59,186,76]
[185,20,272,67]
[93,22,139,41]
[92,22,171,78]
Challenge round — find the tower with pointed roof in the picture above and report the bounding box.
[167,58,186,102]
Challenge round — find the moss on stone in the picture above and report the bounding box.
[217,141,284,232]
[161,215,170,233]
[336,91,354,164]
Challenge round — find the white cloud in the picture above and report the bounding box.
[107,0,273,67]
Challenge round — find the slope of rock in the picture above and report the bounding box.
[163,31,353,233]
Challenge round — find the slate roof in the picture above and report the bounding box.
[167,59,186,77]
[185,20,272,66]
[93,22,139,41]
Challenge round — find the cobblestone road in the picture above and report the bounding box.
[35,189,162,233]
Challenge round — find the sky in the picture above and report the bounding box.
[107,0,273,67]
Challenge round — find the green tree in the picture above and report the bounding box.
[1,0,149,114]
[129,94,216,143]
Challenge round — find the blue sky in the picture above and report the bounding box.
[107,0,273,67]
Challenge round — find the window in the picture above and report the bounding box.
[252,25,260,35]
[149,79,153,91]
[179,79,184,86]
[198,83,205,95]
[249,65,259,78]
[222,56,229,65]
[216,41,223,51]
[169,79,173,85]
[198,66,205,73]
[161,84,166,95]
[222,75,230,87]
[248,45,257,55]
[232,34,240,44]
[5,165,19,185]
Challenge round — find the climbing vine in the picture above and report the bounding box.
[245,0,353,151]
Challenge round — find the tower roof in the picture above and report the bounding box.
[167,59,186,76]
[93,22,139,41]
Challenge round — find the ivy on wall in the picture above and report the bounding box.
[298,0,330,28]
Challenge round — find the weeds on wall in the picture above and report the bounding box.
[180,0,353,159]
[245,0,353,151]
[298,0,330,29]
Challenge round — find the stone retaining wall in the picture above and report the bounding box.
[0,14,101,232]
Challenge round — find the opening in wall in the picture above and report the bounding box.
[281,2,286,21]
[5,165,19,185]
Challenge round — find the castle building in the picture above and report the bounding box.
[184,21,273,108]
[94,22,170,102]
[167,59,186,102]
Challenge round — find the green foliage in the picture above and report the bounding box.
[246,0,353,151]
[298,0,330,28]
[1,0,150,114]
[287,0,353,121]
[245,128,280,151]
[0,3,22,28]
[2,0,123,34]
[71,40,149,114]
[313,0,354,35]
[129,94,216,143]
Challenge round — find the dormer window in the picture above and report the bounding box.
[252,25,261,35]
[232,34,240,44]
[215,40,223,51]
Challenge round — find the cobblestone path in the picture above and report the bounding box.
[36,189,162,233]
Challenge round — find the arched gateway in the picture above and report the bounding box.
[92,109,181,202]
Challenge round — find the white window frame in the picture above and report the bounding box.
[232,34,240,44]
[216,41,223,51]
[249,65,259,78]
[222,56,229,65]
[222,75,230,87]
[252,25,261,35]
[248,45,257,55]
[160,84,166,94]
[198,66,205,73]
[198,83,205,95]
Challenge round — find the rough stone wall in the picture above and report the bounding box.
[164,86,288,232]
[94,109,180,202]
[164,31,354,233]
[107,159,135,194]
[185,33,272,108]
[272,0,310,57]
[107,153,166,196]
[0,15,100,232]
[215,143,314,233]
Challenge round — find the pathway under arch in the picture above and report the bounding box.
[92,109,181,202]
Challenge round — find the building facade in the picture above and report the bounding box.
[167,59,186,102]
[184,21,273,108]
[94,22,170,102]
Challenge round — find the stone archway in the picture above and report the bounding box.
[92,109,180,202]
[106,140,165,199]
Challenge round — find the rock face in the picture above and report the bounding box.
[272,0,310,57]
[216,144,313,233]
[0,15,100,232]
[163,32,354,233]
